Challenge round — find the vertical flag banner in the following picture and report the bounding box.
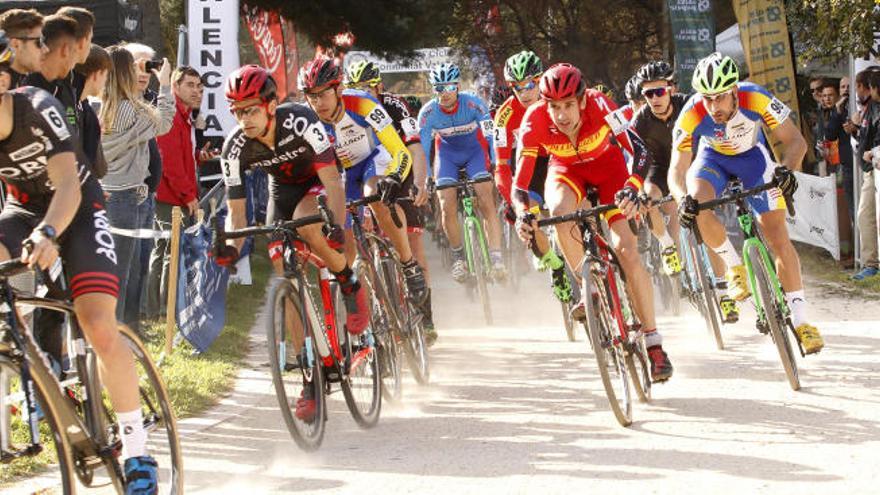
[188,0,240,137]
[282,19,300,98]
[243,5,289,101]
[733,0,801,123]
[667,0,715,93]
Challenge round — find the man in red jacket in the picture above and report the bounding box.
[148,66,205,317]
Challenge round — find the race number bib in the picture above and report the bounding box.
[305,122,332,154]
[604,108,630,136]
[401,117,419,140]
[366,106,393,131]
[764,97,791,126]
[493,126,508,148]
[221,158,242,187]
[41,107,71,141]
[479,119,494,138]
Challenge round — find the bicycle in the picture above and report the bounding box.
[678,225,726,350]
[436,175,496,325]
[538,195,651,427]
[638,195,682,317]
[689,178,802,390]
[346,194,431,401]
[214,203,381,451]
[0,260,181,494]
[525,227,579,343]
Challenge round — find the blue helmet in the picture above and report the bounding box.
[429,63,461,85]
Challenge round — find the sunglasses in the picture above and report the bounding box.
[703,90,733,103]
[510,79,538,92]
[13,36,44,48]
[230,102,269,119]
[433,83,458,93]
[641,87,668,99]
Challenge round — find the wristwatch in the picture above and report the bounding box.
[37,224,58,241]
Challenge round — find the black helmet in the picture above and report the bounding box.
[625,76,643,102]
[637,61,676,84]
[490,84,512,112]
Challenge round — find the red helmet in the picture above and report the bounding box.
[298,57,343,91]
[539,63,586,101]
[225,65,277,103]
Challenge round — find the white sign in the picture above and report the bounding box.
[786,172,840,260]
[344,47,453,74]
[188,0,240,137]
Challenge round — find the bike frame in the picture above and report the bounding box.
[460,189,492,277]
[735,202,790,328]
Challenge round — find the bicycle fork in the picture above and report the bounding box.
[461,197,492,277]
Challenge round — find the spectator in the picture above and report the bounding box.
[22,15,79,130]
[853,68,880,280]
[148,66,205,318]
[123,42,164,324]
[0,62,10,93]
[818,80,855,222]
[74,43,111,178]
[99,46,174,331]
[0,8,43,89]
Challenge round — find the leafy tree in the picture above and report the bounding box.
[785,0,880,63]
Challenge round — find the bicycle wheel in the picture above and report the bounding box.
[684,235,724,350]
[361,247,403,403]
[750,252,801,391]
[377,250,431,385]
[340,263,382,428]
[467,221,493,325]
[562,300,576,342]
[266,277,327,451]
[0,355,77,494]
[609,267,651,404]
[582,269,632,427]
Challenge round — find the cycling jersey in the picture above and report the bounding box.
[673,81,790,155]
[674,82,790,215]
[515,89,652,224]
[493,95,548,203]
[0,87,119,300]
[220,102,336,203]
[631,93,688,194]
[418,92,494,184]
[378,92,420,146]
[0,87,89,211]
[324,89,412,178]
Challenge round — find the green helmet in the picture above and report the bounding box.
[692,52,739,95]
[504,50,543,82]
[346,60,382,86]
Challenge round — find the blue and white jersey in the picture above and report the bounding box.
[417,92,495,173]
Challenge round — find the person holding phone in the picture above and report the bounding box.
[99,46,175,332]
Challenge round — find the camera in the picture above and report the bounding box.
[144,59,163,72]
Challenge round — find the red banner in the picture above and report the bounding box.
[282,19,299,98]
[243,5,288,100]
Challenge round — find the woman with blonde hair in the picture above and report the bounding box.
[99,45,174,329]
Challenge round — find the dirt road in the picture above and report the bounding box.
[174,248,880,495]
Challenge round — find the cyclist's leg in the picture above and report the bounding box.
[436,146,462,249]
[544,166,585,279]
[364,175,413,261]
[744,146,823,352]
[467,147,502,253]
[266,178,307,274]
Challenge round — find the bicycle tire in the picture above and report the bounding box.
[609,266,651,404]
[0,357,77,494]
[363,244,403,403]
[751,250,801,391]
[685,236,725,350]
[562,300,577,342]
[377,250,431,385]
[266,277,327,451]
[582,269,633,427]
[340,263,382,428]
[467,221,493,325]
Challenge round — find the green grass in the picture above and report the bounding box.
[797,242,880,298]
[1,244,271,484]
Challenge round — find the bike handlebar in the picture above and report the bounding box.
[346,193,407,229]
[435,175,494,191]
[694,179,795,218]
[0,259,30,279]
[536,203,620,228]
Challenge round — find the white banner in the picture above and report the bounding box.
[344,47,453,74]
[188,0,240,137]
[786,172,840,260]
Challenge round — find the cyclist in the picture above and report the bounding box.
[299,57,428,305]
[418,62,506,282]
[515,63,674,382]
[493,50,571,304]
[344,59,437,339]
[0,33,159,494]
[632,60,739,323]
[218,65,370,421]
[669,52,824,354]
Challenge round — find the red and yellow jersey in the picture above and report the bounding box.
[672,81,790,156]
[515,89,649,194]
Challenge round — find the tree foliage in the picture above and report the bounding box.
[785,0,879,64]
[243,0,449,59]
[442,0,669,93]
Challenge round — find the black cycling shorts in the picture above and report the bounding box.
[0,179,119,300]
[265,176,324,225]
[399,171,424,232]
[646,163,670,196]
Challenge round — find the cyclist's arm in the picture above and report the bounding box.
[407,142,428,192]
[603,97,651,192]
[418,108,435,178]
[668,147,693,201]
[224,197,248,251]
[317,165,346,226]
[363,98,412,179]
[493,107,515,203]
[769,118,807,172]
[41,152,82,236]
[513,127,541,211]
